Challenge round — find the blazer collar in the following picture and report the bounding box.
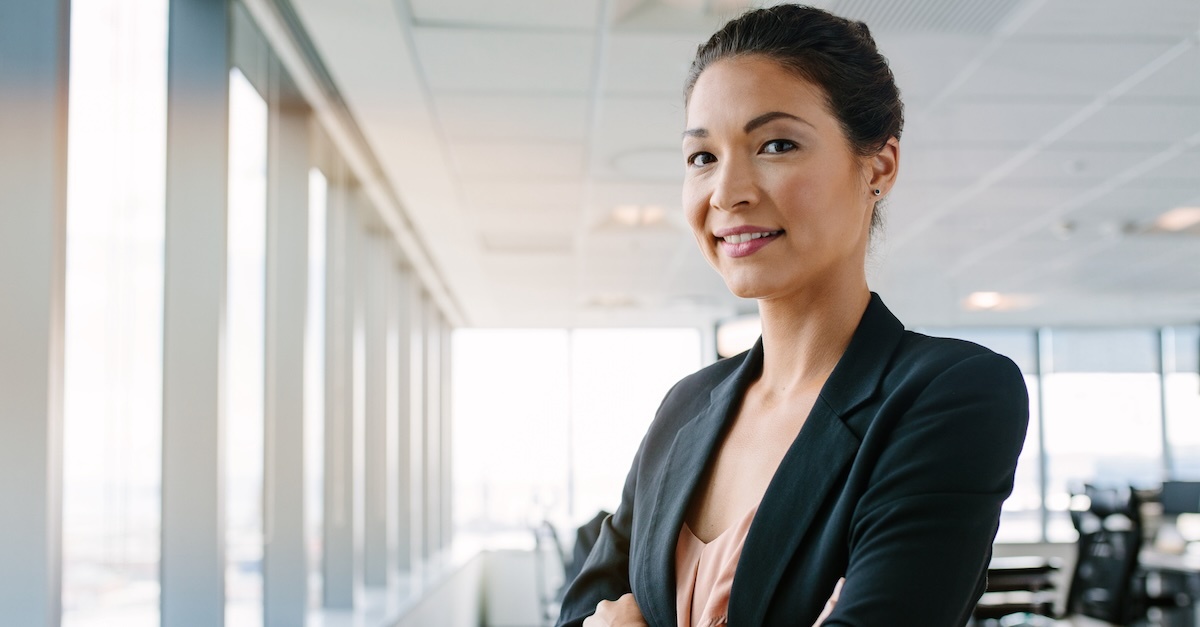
[817,292,905,416]
[637,338,762,627]
[637,293,906,626]
[733,292,906,623]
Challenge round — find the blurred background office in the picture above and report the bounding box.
[1,0,1199,625]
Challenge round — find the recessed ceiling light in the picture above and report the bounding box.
[964,291,1002,311]
[611,204,641,226]
[962,292,1036,312]
[1153,206,1200,232]
[608,204,670,228]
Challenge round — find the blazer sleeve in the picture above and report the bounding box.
[554,436,642,627]
[822,352,1030,627]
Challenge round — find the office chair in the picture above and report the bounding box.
[974,485,1188,627]
[1065,484,1145,624]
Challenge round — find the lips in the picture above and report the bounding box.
[715,228,783,258]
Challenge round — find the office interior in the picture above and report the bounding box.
[2,0,1199,625]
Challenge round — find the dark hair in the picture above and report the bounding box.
[686,4,903,234]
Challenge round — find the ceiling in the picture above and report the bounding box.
[285,0,1200,329]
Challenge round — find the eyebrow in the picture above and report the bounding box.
[682,111,814,139]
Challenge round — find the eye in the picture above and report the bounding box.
[687,152,716,167]
[761,139,796,154]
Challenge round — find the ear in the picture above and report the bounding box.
[864,137,900,198]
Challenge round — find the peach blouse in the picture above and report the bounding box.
[674,506,758,627]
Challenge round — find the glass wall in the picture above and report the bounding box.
[48,0,458,622]
[62,0,167,624]
[451,328,703,536]
[1165,327,1200,478]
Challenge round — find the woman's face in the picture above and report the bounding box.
[682,55,896,302]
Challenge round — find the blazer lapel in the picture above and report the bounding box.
[728,293,906,625]
[636,343,763,627]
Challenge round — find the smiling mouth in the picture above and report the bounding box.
[719,230,783,244]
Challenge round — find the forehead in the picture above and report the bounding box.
[685,55,833,127]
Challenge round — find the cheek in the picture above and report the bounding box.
[681,186,708,235]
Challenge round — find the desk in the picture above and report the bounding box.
[1139,550,1200,627]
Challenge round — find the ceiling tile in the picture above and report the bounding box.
[460,179,584,212]
[1015,0,1200,38]
[449,140,586,179]
[1057,102,1200,144]
[1122,46,1200,101]
[906,101,1082,143]
[873,33,990,105]
[601,32,701,95]
[436,94,590,141]
[413,28,595,93]
[954,40,1179,98]
[409,0,602,30]
[590,96,686,180]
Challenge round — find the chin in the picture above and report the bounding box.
[721,276,779,301]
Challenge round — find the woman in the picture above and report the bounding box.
[557,5,1029,627]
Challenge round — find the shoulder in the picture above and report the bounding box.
[886,331,1025,392]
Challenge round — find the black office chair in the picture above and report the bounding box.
[1066,484,1146,624]
[974,484,1187,627]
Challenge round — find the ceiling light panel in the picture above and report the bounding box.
[408,0,602,30]
[413,28,595,93]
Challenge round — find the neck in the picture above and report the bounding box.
[754,280,870,398]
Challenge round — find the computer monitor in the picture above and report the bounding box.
[1160,481,1200,515]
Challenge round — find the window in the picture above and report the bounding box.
[1164,327,1200,479]
[225,66,268,627]
[305,167,327,607]
[62,0,167,624]
[1042,329,1163,541]
[452,329,702,537]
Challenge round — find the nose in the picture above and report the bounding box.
[709,155,758,212]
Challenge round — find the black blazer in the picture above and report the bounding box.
[557,294,1029,627]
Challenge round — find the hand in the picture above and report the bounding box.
[583,593,649,627]
[812,577,845,626]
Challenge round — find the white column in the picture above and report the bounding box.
[160,0,230,624]
[424,302,442,558]
[364,233,390,586]
[441,318,454,550]
[392,267,416,574]
[0,2,68,624]
[263,82,310,627]
[323,179,361,608]
[409,290,427,567]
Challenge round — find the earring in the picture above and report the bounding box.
[873,189,882,196]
